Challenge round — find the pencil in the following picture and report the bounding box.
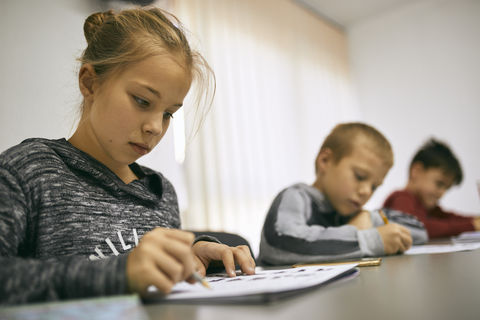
[191,272,211,289]
[379,209,389,225]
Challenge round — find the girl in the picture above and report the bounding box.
[0,7,255,305]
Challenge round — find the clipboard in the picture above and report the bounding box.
[143,264,360,304]
[292,257,381,268]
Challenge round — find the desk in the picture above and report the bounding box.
[145,248,480,320]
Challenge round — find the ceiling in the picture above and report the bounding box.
[293,0,427,29]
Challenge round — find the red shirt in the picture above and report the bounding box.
[384,190,474,238]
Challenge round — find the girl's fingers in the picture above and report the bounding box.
[144,228,196,280]
[151,247,187,283]
[232,245,256,275]
[193,242,256,277]
[162,241,196,280]
[127,228,198,296]
[140,265,176,295]
[161,228,196,245]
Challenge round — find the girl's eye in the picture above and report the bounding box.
[134,96,150,108]
[163,112,174,120]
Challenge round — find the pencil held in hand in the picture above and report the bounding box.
[379,209,389,225]
[191,272,211,289]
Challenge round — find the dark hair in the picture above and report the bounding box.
[316,122,393,172]
[410,138,463,185]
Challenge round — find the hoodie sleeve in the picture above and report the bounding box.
[0,165,129,305]
[371,208,429,245]
[0,255,128,305]
[258,187,385,265]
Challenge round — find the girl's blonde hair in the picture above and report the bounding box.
[78,7,215,141]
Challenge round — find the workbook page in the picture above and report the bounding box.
[147,264,358,301]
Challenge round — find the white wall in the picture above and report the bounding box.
[349,0,480,215]
[0,1,89,152]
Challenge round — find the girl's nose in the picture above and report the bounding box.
[143,116,163,136]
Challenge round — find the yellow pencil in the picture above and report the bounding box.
[379,209,389,225]
[191,272,211,289]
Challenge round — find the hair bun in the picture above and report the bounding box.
[84,10,114,45]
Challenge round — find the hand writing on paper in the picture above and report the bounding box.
[192,241,256,278]
[377,223,413,254]
[126,228,196,296]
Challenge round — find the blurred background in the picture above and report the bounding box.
[1,0,479,257]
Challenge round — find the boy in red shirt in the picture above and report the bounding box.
[384,139,480,238]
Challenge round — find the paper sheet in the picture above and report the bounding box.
[451,231,480,244]
[147,264,358,301]
[404,243,480,255]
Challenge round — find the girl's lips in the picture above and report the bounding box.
[130,143,149,155]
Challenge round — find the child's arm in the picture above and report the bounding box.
[429,207,476,237]
[347,210,373,230]
[0,255,129,305]
[371,208,428,246]
[385,191,475,238]
[258,187,385,265]
[352,209,421,254]
[0,169,129,304]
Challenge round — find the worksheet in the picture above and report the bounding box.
[451,231,480,244]
[404,242,480,255]
[146,264,358,302]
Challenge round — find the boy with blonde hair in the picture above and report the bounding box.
[258,123,427,265]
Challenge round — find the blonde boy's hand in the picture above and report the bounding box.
[377,223,413,254]
[192,241,256,278]
[126,228,196,296]
[347,210,373,230]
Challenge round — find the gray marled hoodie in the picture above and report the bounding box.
[0,138,183,305]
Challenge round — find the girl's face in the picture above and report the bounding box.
[80,55,191,172]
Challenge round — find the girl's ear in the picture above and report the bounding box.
[79,64,96,102]
[316,148,334,173]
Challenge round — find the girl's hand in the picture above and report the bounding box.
[126,228,196,296]
[192,241,256,278]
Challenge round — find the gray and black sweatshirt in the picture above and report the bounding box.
[258,183,428,265]
[0,138,183,305]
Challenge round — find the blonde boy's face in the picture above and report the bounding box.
[410,165,455,209]
[315,144,391,216]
